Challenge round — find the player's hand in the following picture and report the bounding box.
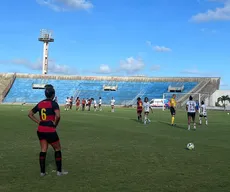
[52,121,56,127]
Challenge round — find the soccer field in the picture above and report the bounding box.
[1,105,230,192]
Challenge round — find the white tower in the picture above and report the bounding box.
[38,29,54,75]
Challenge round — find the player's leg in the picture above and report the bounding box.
[49,133,68,176]
[140,111,142,121]
[147,112,150,123]
[144,112,147,124]
[137,111,140,120]
[204,115,208,125]
[37,132,48,176]
[199,114,202,125]
[170,107,175,126]
[187,113,191,130]
[192,113,196,129]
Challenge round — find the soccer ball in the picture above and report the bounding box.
[187,143,195,150]
[227,113,229,115]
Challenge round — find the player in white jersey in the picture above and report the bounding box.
[98,97,102,111]
[186,96,198,130]
[143,97,153,124]
[111,97,115,112]
[199,101,208,125]
[65,97,70,111]
[93,98,97,112]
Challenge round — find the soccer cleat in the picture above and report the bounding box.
[40,173,46,177]
[57,170,68,176]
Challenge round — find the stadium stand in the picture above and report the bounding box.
[0,73,16,102]
[0,73,220,105]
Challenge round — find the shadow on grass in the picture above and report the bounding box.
[157,120,186,130]
[130,118,143,123]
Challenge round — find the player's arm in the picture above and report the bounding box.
[186,103,188,111]
[52,102,60,127]
[28,105,40,124]
[150,107,153,113]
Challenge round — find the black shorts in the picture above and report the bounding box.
[187,112,196,118]
[199,114,207,118]
[170,107,176,115]
[37,131,59,144]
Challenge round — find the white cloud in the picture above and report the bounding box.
[36,0,93,11]
[153,46,172,52]
[146,41,172,52]
[0,58,77,74]
[119,57,145,74]
[97,64,111,74]
[150,65,160,71]
[191,0,230,22]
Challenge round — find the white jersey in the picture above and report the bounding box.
[200,104,207,116]
[111,99,115,106]
[143,102,151,112]
[66,99,70,104]
[186,100,197,113]
[99,99,102,105]
[94,100,97,106]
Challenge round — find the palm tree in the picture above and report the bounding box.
[217,95,230,110]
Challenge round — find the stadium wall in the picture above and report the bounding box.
[15,73,219,82]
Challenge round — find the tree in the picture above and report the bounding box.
[217,95,230,110]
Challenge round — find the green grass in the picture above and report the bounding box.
[1,105,230,192]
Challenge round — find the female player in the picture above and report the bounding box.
[199,101,208,125]
[76,97,80,111]
[28,84,68,176]
[137,97,143,121]
[186,95,197,130]
[143,97,153,124]
[111,97,115,112]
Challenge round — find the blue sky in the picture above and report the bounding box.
[0,0,229,89]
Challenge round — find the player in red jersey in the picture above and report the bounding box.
[76,97,80,111]
[137,97,143,121]
[28,84,68,177]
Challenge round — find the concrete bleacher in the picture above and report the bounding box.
[1,73,220,105]
[0,73,15,102]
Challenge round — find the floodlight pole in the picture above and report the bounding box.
[38,29,54,75]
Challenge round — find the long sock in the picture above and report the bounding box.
[205,117,208,125]
[199,117,202,124]
[39,152,46,173]
[171,116,175,124]
[55,151,62,172]
[144,115,147,124]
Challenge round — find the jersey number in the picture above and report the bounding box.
[140,103,142,107]
[41,108,47,120]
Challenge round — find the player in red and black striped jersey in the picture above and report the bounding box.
[28,84,68,177]
[137,97,143,121]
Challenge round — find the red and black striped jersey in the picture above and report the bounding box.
[32,99,59,132]
[137,100,143,110]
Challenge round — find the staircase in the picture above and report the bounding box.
[122,89,146,106]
